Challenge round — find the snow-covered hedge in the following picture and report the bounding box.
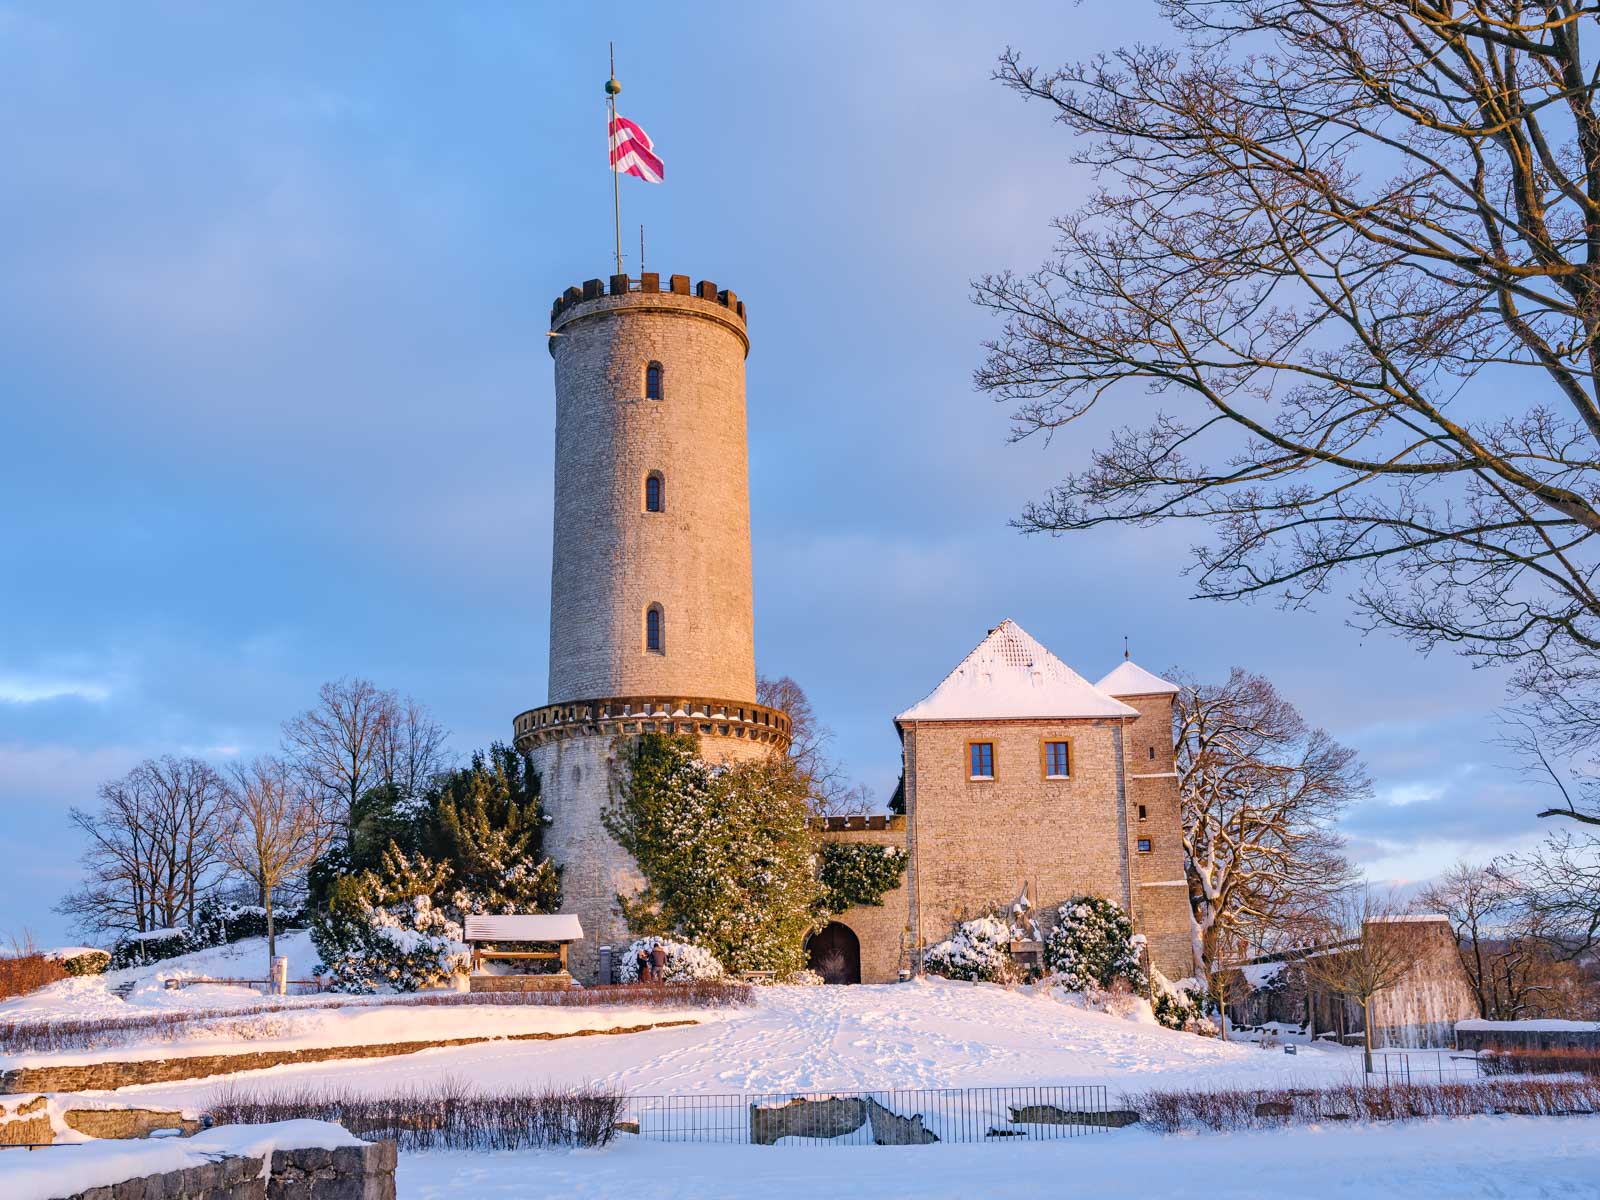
[110,928,194,970]
[1044,897,1147,993]
[922,915,1017,983]
[615,937,725,983]
[1152,969,1210,1033]
[56,948,110,976]
[191,899,307,948]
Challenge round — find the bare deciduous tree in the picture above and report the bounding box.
[757,675,872,817]
[219,757,332,971]
[1177,669,1363,983]
[977,4,1600,733]
[1301,892,1426,1074]
[284,678,445,848]
[1508,829,1600,963]
[1417,860,1557,1019]
[54,756,230,936]
[376,693,452,805]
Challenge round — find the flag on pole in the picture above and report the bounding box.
[609,113,664,184]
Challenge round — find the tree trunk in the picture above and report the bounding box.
[1361,997,1374,1075]
[266,889,276,970]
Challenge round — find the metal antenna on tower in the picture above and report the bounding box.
[1123,635,1129,660]
[640,224,645,272]
[606,43,622,275]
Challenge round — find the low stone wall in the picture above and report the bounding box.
[469,972,572,993]
[1456,1025,1600,1054]
[0,1095,51,1146]
[54,1141,396,1200]
[2,1019,696,1094]
[65,1107,202,1140]
[1,1096,203,1146]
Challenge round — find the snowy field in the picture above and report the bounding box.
[8,935,1594,1198]
[399,1117,1600,1199]
[15,939,1385,1114]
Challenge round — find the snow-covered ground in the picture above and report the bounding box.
[397,1117,1600,1199]
[91,974,1381,1116]
[3,935,1592,1198]
[6,934,1379,1103]
[0,931,340,1023]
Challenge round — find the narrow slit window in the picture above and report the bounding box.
[1044,740,1070,779]
[969,742,994,780]
[645,361,663,400]
[645,473,663,512]
[1137,804,1148,821]
[1148,745,1156,760]
[646,605,664,653]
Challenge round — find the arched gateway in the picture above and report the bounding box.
[807,922,862,985]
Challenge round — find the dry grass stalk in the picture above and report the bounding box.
[206,1077,625,1150]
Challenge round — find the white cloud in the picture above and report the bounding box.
[0,674,113,704]
[1381,781,1446,808]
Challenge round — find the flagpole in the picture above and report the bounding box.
[606,44,622,275]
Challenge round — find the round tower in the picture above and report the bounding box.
[513,272,789,982]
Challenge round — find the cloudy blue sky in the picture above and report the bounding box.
[0,3,1546,943]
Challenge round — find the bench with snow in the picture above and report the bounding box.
[465,914,583,994]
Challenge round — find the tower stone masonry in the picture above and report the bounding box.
[514,273,789,982]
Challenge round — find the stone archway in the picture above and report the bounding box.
[806,922,861,985]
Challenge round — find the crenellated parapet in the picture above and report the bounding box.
[513,694,790,754]
[809,815,905,833]
[548,274,748,355]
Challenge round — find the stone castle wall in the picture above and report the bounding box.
[1116,691,1195,982]
[900,708,1195,982]
[546,277,757,706]
[815,817,910,985]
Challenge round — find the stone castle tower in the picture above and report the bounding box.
[513,272,790,982]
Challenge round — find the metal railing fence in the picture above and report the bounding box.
[618,1084,1111,1146]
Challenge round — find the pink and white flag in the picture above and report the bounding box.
[609,113,664,184]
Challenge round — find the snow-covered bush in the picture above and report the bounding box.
[1044,897,1147,993]
[605,734,817,976]
[110,928,194,970]
[1152,970,1210,1033]
[783,968,825,986]
[923,915,1018,983]
[311,849,469,993]
[57,949,110,976]
[614,937,725,983]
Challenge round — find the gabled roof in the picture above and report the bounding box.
[1096,660,1179,697]
[896,619,1138,723]
[463,914,584,942]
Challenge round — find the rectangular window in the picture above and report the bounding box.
[968,742,994,780]
[1137,838,1153,853]
[1043,740,1070,779]
[1137,804,1148,821]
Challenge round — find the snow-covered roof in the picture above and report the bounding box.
[1095,660,1179,697]
[896,619,1138,723]
[463,914,584,942]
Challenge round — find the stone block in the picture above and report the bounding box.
[668,273,690,294]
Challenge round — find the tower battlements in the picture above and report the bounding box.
[549,274,748,353]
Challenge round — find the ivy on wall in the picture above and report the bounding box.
[816,842,908,916]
